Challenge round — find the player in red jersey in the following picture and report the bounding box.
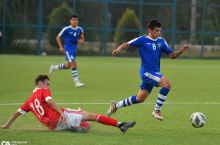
[1,75,136,133]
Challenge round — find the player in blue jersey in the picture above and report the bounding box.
[49,15,85,87]
[107,19,189,120]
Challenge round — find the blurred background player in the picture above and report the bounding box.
[107,19,189,120]
[1,75,136,133]
[49,15,85,87]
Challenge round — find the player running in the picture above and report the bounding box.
[107,19,189,120]
[1,75,136,133]
[49,15,85,87]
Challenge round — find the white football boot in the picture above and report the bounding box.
[152,110,163,121]
[49,65,56,76]
[75,81,85,87]
[107,101,117,116]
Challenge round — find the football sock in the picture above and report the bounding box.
[116,95,137,108]
[155,87,170,111]
[58,63,66,70]
[95,114,119,127]
[71,68,79,82]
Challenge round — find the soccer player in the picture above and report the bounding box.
[49,15,85,87]
[107,19,189,120]
[1,75,136,133]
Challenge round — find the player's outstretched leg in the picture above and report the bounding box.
[107,95,137,116]
[152,87,170,121]
[69,61,85,87]
[95,114,136,132]
[118,121,136,132]
[107,101,118,116]
[71,67,85,87]
[82,111,136,132]
[49,63,67,76]
[152,76,171,121]
[107,90,149,116]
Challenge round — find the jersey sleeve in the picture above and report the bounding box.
[128,37,142,47]
[42,89,52,102]
[79,27,84,35]
[18,100,30,114]
[161,39,172,55]
[58,27,66,37]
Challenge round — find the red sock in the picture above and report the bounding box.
[95,114,118,127]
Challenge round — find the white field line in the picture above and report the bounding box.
[0,102,220,106]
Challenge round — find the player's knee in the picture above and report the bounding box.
[89,115,97,121]
[164,81,172,89]
[136,97,146,103]
[83,112,97,121]
[65,63,71,69]
[160,78,172,89]
[70,62,76,69]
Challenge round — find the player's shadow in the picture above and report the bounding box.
[13,128,127,135]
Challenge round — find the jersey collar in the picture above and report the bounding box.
[33,88,41,93]
[69,25,78,30]
[146,36,157,41]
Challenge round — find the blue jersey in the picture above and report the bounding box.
[58,25,84,51]
[128,36,172,72]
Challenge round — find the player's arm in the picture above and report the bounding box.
[113,37,141,55]
[112,42,130,56]
[1,111,22,129]
[78,33,85,43]
[56,36,64,53]
[169,44,189,59]
[47,99,64,117]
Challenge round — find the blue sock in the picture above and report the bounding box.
[159,87,170,96]
[116,95,137,108]
[155,87,170,111]
[71,68,79,82]
[58,64,66,70]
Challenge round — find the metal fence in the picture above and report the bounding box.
[1,0,220,58]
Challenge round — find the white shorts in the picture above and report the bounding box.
[54,108,83,131]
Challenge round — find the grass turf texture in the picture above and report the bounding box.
[0,55,220,145]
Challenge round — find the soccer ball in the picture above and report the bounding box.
[190,112,206,128]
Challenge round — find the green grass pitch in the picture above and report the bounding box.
[0,55,220,145]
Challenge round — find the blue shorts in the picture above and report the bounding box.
[140,71,163,93]
[65,49,76,62]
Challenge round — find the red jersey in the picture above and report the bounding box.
[18,88,62,130]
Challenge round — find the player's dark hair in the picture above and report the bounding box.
[71,14,78,19]
[147,19,162,30]
[35,75,50,85]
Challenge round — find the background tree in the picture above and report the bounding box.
[0,0,14,53]
[114,8,142,45]
[47,2,73,47]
